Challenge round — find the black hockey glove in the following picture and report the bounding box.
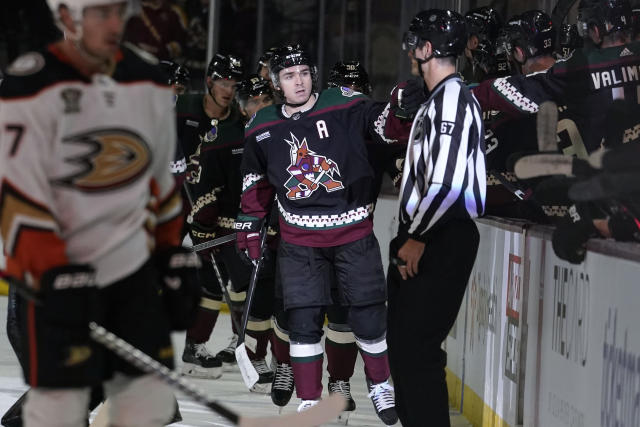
[552,203,601,264]
[155,246,202,331]
[189,222,218,257]
[392,79,428,120]
[20,264,101,387]
[234,214,265,263]
[607,202,640,243]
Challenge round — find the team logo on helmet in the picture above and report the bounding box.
[54,128,151,192]
[284,133,343,200]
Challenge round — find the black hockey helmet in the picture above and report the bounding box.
[236,75,273,102]
[268,44,317,88]
[403,9,468,58]
[505,10,556,61]
[577,0,633,38]
[464,6,503,42]
[557,24,584,58]
[160,60,190,87]
[327,61,372,95]
[256,46,278,74]
[207,53,244,81]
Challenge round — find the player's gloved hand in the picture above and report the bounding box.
[552,203,601,264]
[189,222,217,257]
[23,264,100,387]
[155,247,202,330]
[392,79,427,120]
[234,214,264,262]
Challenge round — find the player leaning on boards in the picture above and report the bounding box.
[388,9,486,427]
[0,1,201,426]
[235,44,406,425]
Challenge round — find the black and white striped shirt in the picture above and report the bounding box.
[398,74,486,240]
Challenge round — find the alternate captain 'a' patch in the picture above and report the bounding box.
[283,133,343,200]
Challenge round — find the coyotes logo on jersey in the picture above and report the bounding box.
[284,133,343,200]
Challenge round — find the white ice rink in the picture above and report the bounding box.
[0,297,396,426]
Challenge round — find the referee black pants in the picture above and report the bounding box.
[387,219,479,427]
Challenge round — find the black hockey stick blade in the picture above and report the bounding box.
[536,101,559,152]
[89,322,345,427]
[189,233,237,253]
[568,171,640,201]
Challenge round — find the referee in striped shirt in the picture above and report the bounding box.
[387,10,486,427]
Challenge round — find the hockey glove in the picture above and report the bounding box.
[20,264,102,387]
[552,203,601,264]
[608,203,640,243]
[189,222,218,257]
[234,214,264,262]
[155,247,202,330]
[392,79,427,120]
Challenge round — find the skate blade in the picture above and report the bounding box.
[337,410,352,425]
[181,363,222,379]
[250,382,272,394]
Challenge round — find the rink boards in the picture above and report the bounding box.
[440,218,640,427]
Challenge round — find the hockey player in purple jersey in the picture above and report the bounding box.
[236,44,403,424]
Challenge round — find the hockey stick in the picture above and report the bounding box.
[89,322,345,427]
[209,253,260,385]
[235,223,269,389]
[513,152,602,179]
[536,101,559,152]
[189,233,237,253]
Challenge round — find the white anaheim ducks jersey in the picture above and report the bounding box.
[0,43,182,286]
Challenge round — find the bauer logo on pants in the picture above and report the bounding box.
[283,132,343,200]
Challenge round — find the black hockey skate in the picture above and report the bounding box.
[249,359,274,394]
[215,333,238,372]
[182,340,222,379]
[271,362,295,407]
[366,378,398,426]
[328,378,356,424]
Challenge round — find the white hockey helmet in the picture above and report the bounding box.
[46,0,139,27]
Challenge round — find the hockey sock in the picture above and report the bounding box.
[290,342,324,400]
[186,297,221,343]
[270,319,291,364]
[326,327,358,381]
[246,319,272,360]
[356,336,390,384]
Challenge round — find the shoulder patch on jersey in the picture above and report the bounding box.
[245,112,257,129]
[340,86,357,97]
[122,42,159,65]
[7,52,46,76]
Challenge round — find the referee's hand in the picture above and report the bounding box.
[396,238,425,280]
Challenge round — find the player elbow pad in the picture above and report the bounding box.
[155,247,202,331]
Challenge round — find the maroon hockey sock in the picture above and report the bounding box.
[291,343,323,400]
[360,350,391,384]
[325,339,358,381]
[246,329,271,360]
[186,308,219,343]
[270,332,291,364]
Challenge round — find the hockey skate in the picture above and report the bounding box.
[366,379,398,425]
[271,362,295,407]
[182,340,223,379]
[215,333,238,372]
[249,358,274,394]
[328,378,356,424]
